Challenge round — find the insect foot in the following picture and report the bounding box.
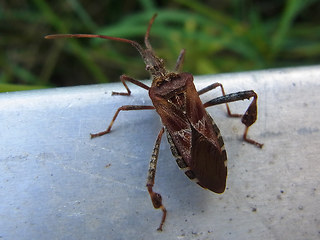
[241,95,264,148]
[147,185,167,231]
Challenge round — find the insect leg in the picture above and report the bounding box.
[174,49,186,72]
[90,105,155,138]
[146,127,167,231]
[198,82,241,117]
[112,74,150,96]
[203,91,263,148]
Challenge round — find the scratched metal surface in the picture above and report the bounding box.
[0,66,320,240]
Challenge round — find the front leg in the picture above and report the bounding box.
[112,74,150,96]
[174,49,186,72]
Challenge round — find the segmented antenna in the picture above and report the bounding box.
[45,14,159,59]
[144,14,157,50]
[45,34,145,58]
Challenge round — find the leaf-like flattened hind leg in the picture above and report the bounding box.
[200,86,263,148]
[146,127,167,231]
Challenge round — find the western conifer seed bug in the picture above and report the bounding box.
[46,14,263,231]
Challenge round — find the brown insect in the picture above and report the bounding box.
[45,14,263,231]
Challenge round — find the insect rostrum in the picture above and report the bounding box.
[45,14,263,231]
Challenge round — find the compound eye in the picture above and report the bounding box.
[154,78,163,87]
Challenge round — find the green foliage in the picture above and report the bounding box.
[1,0,319,92]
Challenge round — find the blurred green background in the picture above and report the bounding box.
[1,0,320,92]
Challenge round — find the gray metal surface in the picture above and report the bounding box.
[0,66,320,240]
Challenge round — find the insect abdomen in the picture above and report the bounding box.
[165,113,228,193]
[166,129,200,183]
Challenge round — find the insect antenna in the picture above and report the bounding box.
[44,34,146,59]
[45,14,161,74]
[144,14,157,50]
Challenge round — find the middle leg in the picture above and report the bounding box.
[198,82,242,117]
[90,105,155,138]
